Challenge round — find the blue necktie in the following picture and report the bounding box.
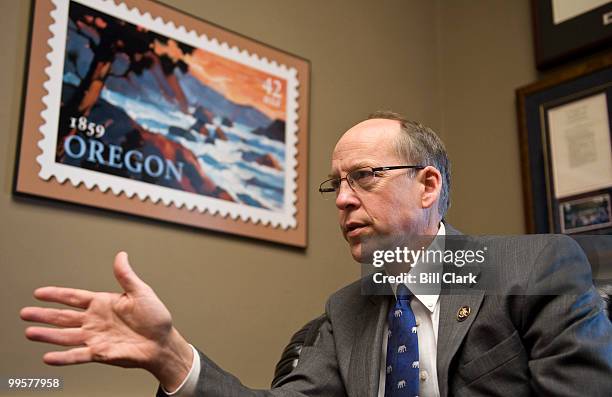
[384,284,419,397]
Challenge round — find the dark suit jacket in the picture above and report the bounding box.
[159,230,612,396]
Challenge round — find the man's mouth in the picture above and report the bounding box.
[345,222,368,238]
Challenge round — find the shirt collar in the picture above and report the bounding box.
[390,222,445,313]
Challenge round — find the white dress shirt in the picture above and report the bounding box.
[168,223,445,397]
[161,344,200,396]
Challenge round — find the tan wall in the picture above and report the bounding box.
[436,0,538,234]
[1,0,442,395]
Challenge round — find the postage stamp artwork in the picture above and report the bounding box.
[38,0,300,228]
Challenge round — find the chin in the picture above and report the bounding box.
[349,242,374,264]
[349,243,364,263]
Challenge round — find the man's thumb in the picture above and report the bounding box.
[113,252,146,294]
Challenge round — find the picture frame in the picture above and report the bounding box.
[516,52,612,235]
[14,0,310,247]
[531,0,612,70]
[560,193,612,234]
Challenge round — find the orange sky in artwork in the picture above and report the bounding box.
[154,39,286,121]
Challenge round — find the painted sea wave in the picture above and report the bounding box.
[100,86,286,212]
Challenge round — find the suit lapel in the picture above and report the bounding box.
[437,291,484,397]
[347,292,389,397]
[436,225,485,397]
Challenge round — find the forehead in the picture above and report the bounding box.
[331,119,401,173]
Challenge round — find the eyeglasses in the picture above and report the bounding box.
[319,165,425,198]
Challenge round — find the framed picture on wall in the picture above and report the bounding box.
[14,0,310,247]
[516,52,612,234]
[531,0,612,69]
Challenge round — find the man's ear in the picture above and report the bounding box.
[419,166,442,210]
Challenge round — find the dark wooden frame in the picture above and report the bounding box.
[517,52,612,234]
[531,0,612,70]
[14,0,310,247]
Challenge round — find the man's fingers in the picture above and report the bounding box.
[33,287,94,309]
[43,347,93,365]
[113,251,148,294]
[20,307,84,327]
[25,326,84,346]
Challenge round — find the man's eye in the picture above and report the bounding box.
[331,179,341,189]
[352,170,373,180]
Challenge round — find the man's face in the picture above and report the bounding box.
[331,119,429,262]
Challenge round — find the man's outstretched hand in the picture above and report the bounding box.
[20,252,193,391]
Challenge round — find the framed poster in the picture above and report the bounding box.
[516,53,612,234]
[531,0,612,69]
[14,0,310,247]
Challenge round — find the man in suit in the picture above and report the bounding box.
[21,112,612,396]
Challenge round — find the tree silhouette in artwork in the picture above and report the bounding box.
[58,2,194,157]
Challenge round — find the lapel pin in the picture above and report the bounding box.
[456,305,471,322]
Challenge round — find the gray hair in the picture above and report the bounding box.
[367,111,451,217]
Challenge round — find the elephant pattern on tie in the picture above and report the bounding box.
[384,284,419,397]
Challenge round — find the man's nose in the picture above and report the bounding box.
[335,179,360,210]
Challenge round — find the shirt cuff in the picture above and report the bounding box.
[161,344,200,396]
